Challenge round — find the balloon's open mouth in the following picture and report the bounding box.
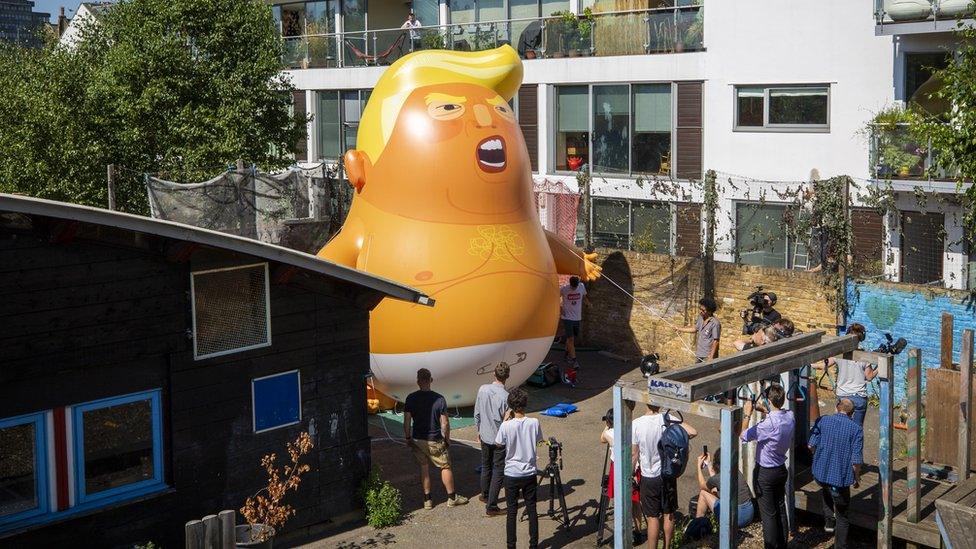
[476,136,506,173]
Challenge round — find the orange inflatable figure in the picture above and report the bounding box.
[318,45,600,405]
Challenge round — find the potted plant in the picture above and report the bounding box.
[420,30,444,50]
[682,8,704,51]
[577,7,594,56]
[238,432,314,549]
[866,105,923,178]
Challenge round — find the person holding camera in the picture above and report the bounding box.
[809,398,863,549]
[675,297,721,363]
[475,363,510,517]
[741,384,793,549]
[741,291,781,335]
[495,388,543,549]
[632,404,698,549]
[694,448,755,528]
[404,368,469,509]
[819,323,876,426]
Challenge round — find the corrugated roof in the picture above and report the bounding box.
[0,193,433,307]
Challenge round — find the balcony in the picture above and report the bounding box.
[869,122,956,181]
[279,5,704,70]
[874,0,975,35]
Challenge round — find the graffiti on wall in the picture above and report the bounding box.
[846,281,976,403]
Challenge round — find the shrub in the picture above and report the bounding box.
[360,467,402,528]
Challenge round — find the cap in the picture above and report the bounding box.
[602,408,613,422]
[765,292,777,305]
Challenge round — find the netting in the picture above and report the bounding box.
[533,177,579,246]
[146,166,333,244]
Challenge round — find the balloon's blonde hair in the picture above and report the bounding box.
[357,45,523,163]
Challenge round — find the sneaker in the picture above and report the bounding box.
[447,495,469,507]
[423,499,433,510]
[824,517,835,533]
[486,507,505,517]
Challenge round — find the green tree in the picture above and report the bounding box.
[910,23,976,240]
[0,0,306,213]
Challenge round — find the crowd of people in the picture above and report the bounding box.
[396,286,871,549]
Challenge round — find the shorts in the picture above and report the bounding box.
[607,461,641,503]
[410,439,452,470]
[562,319,581,339]
[640,475,677,518]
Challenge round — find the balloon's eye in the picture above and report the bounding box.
[428,102,465,120]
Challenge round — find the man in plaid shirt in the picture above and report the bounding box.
[808,398,863,549]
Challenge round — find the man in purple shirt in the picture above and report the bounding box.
[741,384,794,549]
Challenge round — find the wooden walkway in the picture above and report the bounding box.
[794,462,957,548]
[934,476,976,549]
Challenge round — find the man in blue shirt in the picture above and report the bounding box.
[808,398,863,549]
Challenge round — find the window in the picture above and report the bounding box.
[736,203,807,268]
[591,198,672,253]
[317,89,370,160]
[734,85,830,131]
[191,263,271,359]
[72,391,164,505]
[555,83,673,175]
[901,211,944,285]
[905,52,950,104]
[0,413,48,527]
[252,371,302,433]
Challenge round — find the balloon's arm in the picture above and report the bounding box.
[318,216,364,268]
[544,229,602,281]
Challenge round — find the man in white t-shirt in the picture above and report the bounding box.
[495,388,543,549]
[631,405,698,549]
[400,12,422,51]
[560,275,590,367]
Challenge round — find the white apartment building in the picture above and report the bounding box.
[275,0,974,289]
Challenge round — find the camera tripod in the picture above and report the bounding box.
[539,450,571,530]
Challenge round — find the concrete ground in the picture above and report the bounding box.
[302,351,880,549]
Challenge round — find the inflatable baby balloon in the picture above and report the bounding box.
[318,45,600,405]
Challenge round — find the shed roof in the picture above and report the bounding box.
[0,194,432,306]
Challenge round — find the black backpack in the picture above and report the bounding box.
[658,413,690,480]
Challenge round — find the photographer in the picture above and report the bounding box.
[495,388,543,549]
[694,448,754,528]
[741,290,781,335]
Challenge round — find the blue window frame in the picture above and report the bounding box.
[0,412,48,527]
[252,370,302,433]
[72,390,164,506]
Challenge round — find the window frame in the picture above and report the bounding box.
[190,262,273,360]
[316,89,371,162]
[733,201,811,269]
[0,412,49,527]
[71,390,165,507]
[589,197,675,254]
[251,370,303,434]
[552,82,676,178]
[733,84,831,133]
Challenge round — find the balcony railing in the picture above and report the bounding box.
[279,5,704,69]
[869,122,955,180]
[874,0,974,25]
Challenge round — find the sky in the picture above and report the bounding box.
[32,0,83,22]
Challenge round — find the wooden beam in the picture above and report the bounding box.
[907,348,922,523]
[683,335,860,401]
[942,312,954,369]
[719,406,742,549]
[615,380,733,420]
[661,331,824,382]
[612,385,635,549]
[878,354,895,549]
[935,499,976,549]
[960,329,973,481]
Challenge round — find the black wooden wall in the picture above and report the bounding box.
[0,224,373,548]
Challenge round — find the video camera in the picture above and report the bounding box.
[874,333,908,355]
[640,353,661,378]
[741,286,778,335]
[545,437,563,469]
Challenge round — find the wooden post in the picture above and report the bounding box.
[107,164,117,211]
[959,329,973,480]
[942,312,954,370]
[203,514,219,547]
[185,519,204,549]
[219,510,236,549]
[878,354,894,549]
[612,385,634,549]
[907,348,922,523]
[719,406,742,549]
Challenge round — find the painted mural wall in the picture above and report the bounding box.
[846,281,976,402]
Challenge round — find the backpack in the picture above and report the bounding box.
[658,414,690,480]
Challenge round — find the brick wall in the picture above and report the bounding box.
[582,250,837,370]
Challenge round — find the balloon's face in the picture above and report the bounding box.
[359,83,533,225]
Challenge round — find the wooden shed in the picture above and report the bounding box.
[0,194,429,547]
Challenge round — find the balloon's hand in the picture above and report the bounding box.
[583,252,602,281]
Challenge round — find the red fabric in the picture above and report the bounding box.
[607,461,641,503]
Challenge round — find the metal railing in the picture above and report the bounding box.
[874,0,975,25]
[869,122,955,180]
[279,5,704,69]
